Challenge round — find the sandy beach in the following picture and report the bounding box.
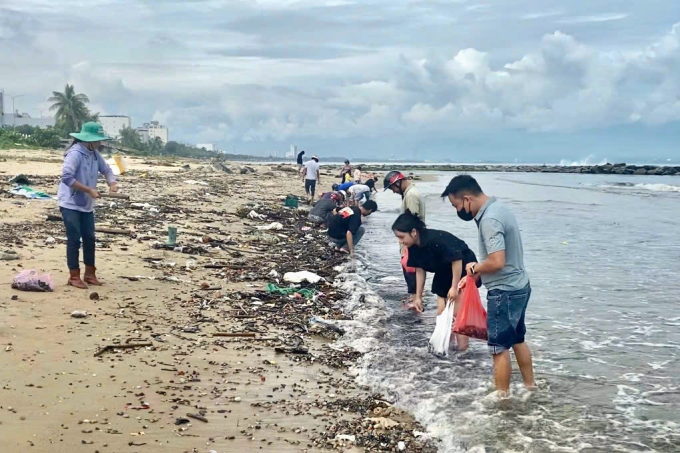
[0,149,435,453]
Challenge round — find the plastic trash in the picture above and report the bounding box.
[256,222,283,231]
[167,226,178,246]
[10,185,52,199]
[309,317,345,337]
[1,250,20,261]
[11,269,54,292]
[247,210,267,220]
[428,301,455,356]
[453,276,488,340]
[283,271,323,284]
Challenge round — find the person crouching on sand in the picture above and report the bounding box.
[57,122,118,289]
[392,210,479,351]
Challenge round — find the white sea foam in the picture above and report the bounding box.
[601,182,680,193]
[559,155,609,166]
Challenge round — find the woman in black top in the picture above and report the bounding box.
[392,210,478,351]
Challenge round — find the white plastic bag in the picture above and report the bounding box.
[428,301,455,357]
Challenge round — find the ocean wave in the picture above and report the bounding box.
[602,183,680,193]
[559,155,609,166]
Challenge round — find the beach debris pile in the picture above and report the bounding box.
[2,162,437,451]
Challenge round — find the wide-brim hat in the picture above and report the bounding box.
[69,122,112,142]
[311,155,319,161]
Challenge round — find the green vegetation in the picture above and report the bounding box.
[0,126,63,150]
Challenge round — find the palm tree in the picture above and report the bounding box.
[48,84,90,135]
[147,136,164,154]
[119,126,143,150]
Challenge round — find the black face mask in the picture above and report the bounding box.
[457,199,474,221]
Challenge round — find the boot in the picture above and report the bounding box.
[84,265,102,286]
[68,269,88,289]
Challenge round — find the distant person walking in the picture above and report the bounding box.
[384,171,426,303]
[296,150,305,171]
[301,155,321,204]
[57,122,118,289]
[443,175,535,395]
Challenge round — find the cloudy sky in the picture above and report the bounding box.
[1,0,679,162]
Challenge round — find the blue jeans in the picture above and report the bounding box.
[60,207,96,270]
[329,226,365,249]
[487,283,531,355]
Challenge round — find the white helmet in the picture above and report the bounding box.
[339,190,347,200]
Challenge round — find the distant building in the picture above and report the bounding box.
[4,112,55,128]
[135,121,169,144]
[136,126,150,142]
[99,115,131,139]
[197,143,215,151]
[146,121,168,144]
[286,144,297,158]
[0,92,55,128]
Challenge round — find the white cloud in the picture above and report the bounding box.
[558,13,629,24]
[520,11,563,20]
[1,0,679,158]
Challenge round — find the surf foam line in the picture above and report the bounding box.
[329,264,596,453]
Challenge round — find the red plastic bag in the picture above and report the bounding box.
[401,247,416,273]
[453,276,488,340]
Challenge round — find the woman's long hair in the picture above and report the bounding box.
[391,209,427,234]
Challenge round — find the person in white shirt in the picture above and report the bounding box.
[347,183,371,205]
[301,155,321,203]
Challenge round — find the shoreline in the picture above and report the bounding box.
[0,150,437,453]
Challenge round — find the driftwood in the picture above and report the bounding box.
[95,227,132,235]
[94,342,152,357]
[101,193,130,200]
[212,332,255,338]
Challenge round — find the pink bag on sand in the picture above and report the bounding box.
[11,269,54,292]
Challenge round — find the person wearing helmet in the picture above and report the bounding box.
[309,191,343,226]
[384,170,426,305]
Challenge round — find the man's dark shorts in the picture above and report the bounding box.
[487,283,531,355]
[305,179,317,195]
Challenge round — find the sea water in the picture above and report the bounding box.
[334,172,680,452]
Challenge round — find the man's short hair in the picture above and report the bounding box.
[441,175,483,198]
[362,200,378,212]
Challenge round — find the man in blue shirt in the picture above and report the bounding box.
[443,175,535,395]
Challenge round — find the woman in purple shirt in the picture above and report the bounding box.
[57,122,118,289]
